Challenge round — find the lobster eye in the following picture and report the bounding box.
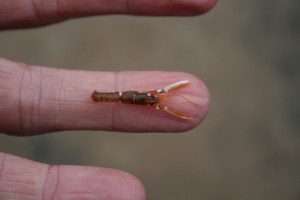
[147,93,156,101]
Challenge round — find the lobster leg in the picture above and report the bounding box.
[155,105,192,119]
[148,80,193,119]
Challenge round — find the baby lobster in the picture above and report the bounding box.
[91,80,192,119]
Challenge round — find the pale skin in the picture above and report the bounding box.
[0,0,216,199]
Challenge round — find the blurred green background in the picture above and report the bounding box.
[0,0,299,199]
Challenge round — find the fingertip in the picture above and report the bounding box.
[102,168,146,200]
[198,0,219,14]
[173,0,218,16]
[166,72,210,132]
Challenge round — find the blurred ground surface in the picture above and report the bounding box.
[0,0,300,199]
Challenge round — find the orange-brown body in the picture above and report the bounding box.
[91,91,159,105]
[91,80,193,119]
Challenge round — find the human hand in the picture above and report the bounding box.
[0,0,215,199]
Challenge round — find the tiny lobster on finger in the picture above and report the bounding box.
[91,80,193,119]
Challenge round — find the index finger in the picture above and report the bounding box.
[0,0,217,29]
[0,58,209,136]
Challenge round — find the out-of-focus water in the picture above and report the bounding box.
[0,1,299,199]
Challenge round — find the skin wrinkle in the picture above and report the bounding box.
[54,0,65,21]
[0,66,12,113]
[29,71,34,134]
[0,192,37,198]
[52,165,59,200]
[42,165,50,200]
[26,66,36,132]
[18,64,26,135]
[22,64,37,134]
[36,67,43,129]
[0,68,13,79]
[42,165,59,200]
[55,73,65,130]
[126,0,132,14]
[13,64,44,135]
[51,68,66,131]
[0,153,6,181]
[30,0,44,25]
[3,177,36,185]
